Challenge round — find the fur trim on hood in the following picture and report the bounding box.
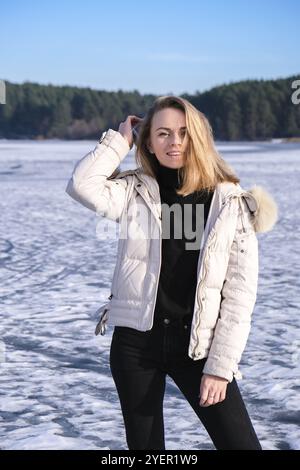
[245,185,278,233]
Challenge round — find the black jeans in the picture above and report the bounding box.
[109,314,262,450]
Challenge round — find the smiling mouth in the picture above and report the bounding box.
[167,152,182,157]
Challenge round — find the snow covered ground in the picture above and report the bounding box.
[0,137,299,450]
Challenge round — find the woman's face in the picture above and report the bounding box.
[148,107,188,169]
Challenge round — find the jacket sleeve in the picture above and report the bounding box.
[202,197,259,382]
[65,128,130,222]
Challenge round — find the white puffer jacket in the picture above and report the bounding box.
[66,128,278,382]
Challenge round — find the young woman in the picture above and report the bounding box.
[66,96,278,450]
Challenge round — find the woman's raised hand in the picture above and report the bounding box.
[118,115,143,149]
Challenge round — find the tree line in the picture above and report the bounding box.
[0,75,299,140]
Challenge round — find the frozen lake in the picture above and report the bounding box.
[0,138,299,450]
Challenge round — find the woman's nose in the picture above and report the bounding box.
[170,133,182,145]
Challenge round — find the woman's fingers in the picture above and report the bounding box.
[199,394,218,407]
[127,115,143,123]
[118,115,143,149]
[199,373,229,407]
[199,384,209,406]
[129,117,143,130]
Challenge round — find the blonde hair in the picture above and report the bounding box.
[134,95,240,196]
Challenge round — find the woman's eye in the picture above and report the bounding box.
[159,132,186,137]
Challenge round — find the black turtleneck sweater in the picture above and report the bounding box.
[153,164,214,323]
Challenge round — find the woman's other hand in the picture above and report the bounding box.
[199,373,229,407]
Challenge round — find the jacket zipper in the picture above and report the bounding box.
[110,176,135,295]
[134,184,163,329]
[190,194,238,358]
[149,214,162,330]
[190,239,214,357]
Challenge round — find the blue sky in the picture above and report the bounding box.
[1,0,299,95]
